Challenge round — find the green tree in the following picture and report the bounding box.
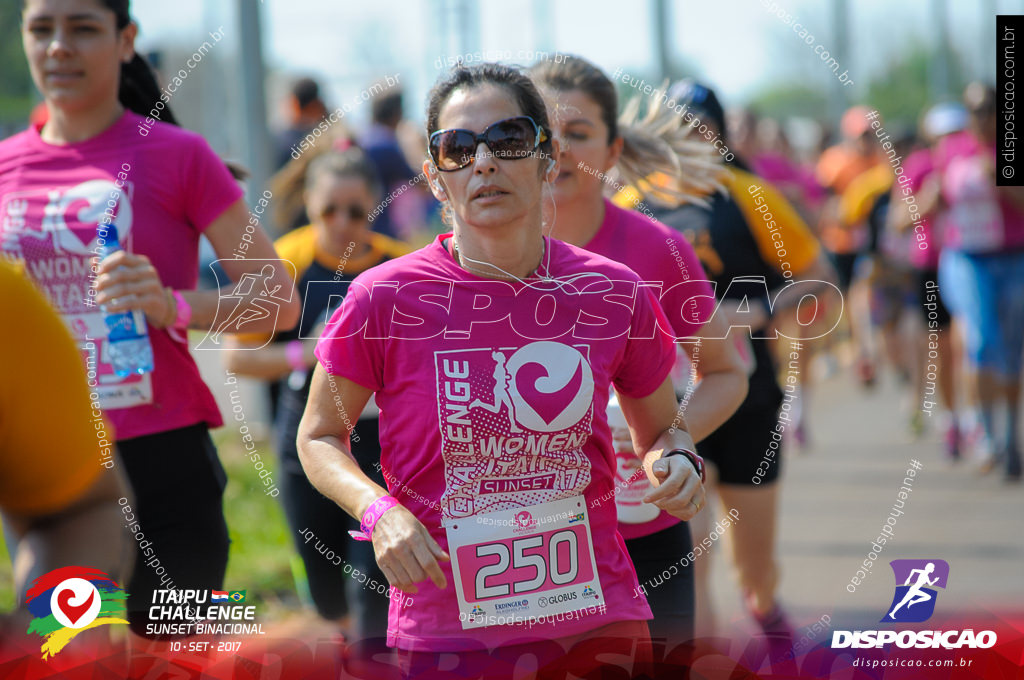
[864,41,967,126]
[748,83,829,121]
[0,1,35,127]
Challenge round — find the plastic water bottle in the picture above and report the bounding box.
[97,224,154,376]
[607,394,659,524]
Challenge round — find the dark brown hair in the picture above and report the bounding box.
[530,54,722,206]
[305,148,382,199]
[425,62,554,162]
[530,55,618,144]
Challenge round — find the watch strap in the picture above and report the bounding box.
[664,448,706,483]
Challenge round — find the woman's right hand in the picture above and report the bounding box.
[372,503,450,594]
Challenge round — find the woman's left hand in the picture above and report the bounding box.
[93,251,173,326]
[643,455,706,521]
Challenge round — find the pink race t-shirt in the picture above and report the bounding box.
[0,111,242,440]
[752,152,825,209]
[939,136,1024,253]
[584,199,715,540]
[902,148,939,269]
[315,234,676,652]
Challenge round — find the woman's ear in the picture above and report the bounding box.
[603,135,624,174]
[119,22,138,64]
[544,137,561,182]
[423,160,447,200]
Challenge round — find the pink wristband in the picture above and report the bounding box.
[167,289,192,343]
[285,340,306,370]
[349,496,399,541]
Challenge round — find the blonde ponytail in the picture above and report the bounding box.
[615,82,725,208]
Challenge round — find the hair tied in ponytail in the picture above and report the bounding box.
[119,53,180,126]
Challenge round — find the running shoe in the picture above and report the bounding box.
[744,593,795,667]
[745,591,794,637]
[945,423,961,462]
[855,356,876,388]
[977,436,1000,475]
[793,422,809,449]
[964,420,984,457]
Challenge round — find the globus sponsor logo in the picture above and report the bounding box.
[539,591,577,607]
[831,629,997,649]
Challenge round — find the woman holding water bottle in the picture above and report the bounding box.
[0,0,298,637]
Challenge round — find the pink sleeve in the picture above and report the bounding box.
[903,151,933,193]
[314,279,387,392]
[658,234,717,340]
[181,134,245,232]
[613,286,676,398]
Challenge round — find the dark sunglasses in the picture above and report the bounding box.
[428,116,549,172]
[320,203,368,221]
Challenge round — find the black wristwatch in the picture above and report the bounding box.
[664,449,706,483]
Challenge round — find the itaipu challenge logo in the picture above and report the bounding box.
[25,567,128,659]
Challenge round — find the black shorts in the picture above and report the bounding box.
[917,268,951,328]
[830,252,860,292]
[698,402,784,486]
[278,417,389,637]
[116,423,229,638]
[624,521,695,642]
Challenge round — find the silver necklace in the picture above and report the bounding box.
[450,236,546,283]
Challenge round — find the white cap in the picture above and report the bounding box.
[923,103,968,139]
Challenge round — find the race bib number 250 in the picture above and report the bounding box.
[445,496,604,630]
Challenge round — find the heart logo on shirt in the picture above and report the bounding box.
[24,180,134,255]
[515,360,584,426]
[506,341,594,433]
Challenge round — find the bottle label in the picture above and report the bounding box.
[74,312,154,409]
[104,309,147,342]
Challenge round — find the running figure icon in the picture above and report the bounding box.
[469,351,523,433]
[887,562,939,619]
[211,264,283,343]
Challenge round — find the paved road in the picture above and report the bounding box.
[703,367,1024,641]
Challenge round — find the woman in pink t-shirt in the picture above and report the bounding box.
[1,0,298,637]
[300,63,706,677]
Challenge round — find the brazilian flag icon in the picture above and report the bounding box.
[229,591,246,602]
